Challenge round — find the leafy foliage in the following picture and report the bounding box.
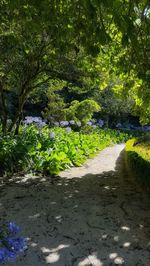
[125,136,150,188]
[43,90,66,125]
[65,99,100,125]
[0,0,150,134]
[0,125,147,176]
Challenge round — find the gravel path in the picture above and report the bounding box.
[0,144,150,266]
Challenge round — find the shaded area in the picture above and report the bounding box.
[125,138,150,190]
[0,145,150,265]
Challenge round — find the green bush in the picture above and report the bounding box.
[125,137,150,188]
[65,99,100,125]
[0,125,148,176]
[0,126,110,175]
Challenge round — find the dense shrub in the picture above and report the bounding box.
[125,137,150,188]
[65,99,100,126]
[0,126,130,176]
[0,125,148,176]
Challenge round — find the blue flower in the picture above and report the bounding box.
[0,248,17,263]
[6,237,27,253]
[60,121,69,127]
[0,248,6,263]
[66,127,71,132]
[8,222,20,235]
[0,221,27,264]
[6,250,17,261]
[49,132,55,139]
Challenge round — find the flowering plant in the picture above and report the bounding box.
[23,116,46,128]
[0,222,27,264]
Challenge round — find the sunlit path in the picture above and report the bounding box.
[0,145,150,265]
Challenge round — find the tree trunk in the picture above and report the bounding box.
[14,115,23,135]
[8,93,26,134]
[0,82,8,135]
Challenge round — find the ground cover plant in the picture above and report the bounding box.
[125,136,150,188]
[0,124,147,177]
[0,222,27,264]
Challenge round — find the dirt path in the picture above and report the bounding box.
[0,144,150,266]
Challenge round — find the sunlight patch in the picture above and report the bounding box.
[139,224,144,229]
[109,253,124,264]
[55,215,63,223]
[31,242,38,247]
[41,247,51,253]
[121,226,130,231]
[114,256,124,265]
[50,201,57,205]
[41,244,69,254]
[78,254,103,266]
[101,234,108,240]
[123,242,131,247]
[109,253,118,259]
[45,252,60,263]
[113,235,119,242]
[28,213,40,219]
[104,186,110,190]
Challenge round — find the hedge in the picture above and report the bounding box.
[125,137,150,189]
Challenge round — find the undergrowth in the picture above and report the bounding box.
[0,125,148,176]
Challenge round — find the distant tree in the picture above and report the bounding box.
[65,99,100,125]
[93,87,134,127]
[43,83,66,125]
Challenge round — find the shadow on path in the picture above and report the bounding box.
[0,146,150,265]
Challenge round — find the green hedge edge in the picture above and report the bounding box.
[125,138,150,189]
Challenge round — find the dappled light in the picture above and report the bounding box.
[45,252,60,264]
[0,145,150,265]
[30,242,38,248]
[113,235,119,242]
[109,252,127,264]
[0,1,150,264]
[28,213,41,220]
[50,202,57,205]
[121,226,130,231]
[123,242,131,248]
[41,244,70,264]
[78,253,103,266]
[109,252,118,259]
[6,174,47,185]
[113,256,124,265]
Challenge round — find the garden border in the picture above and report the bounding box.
[125,138,150,190]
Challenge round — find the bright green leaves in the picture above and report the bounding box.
[65,99,100,125]
[0,124,148,176]
[0,0,150,130]
[0,125,115,175]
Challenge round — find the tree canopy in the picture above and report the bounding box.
[0,0,150,134]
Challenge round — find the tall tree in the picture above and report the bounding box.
[0,0,150,134]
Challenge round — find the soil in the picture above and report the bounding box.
[0,144,150,266]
